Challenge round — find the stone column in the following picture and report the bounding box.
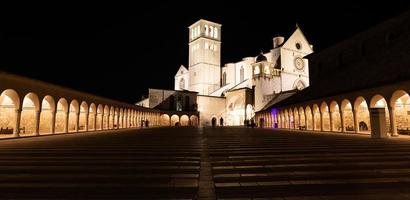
[304,112,307,130]
[85,113,89,132]
[107,114,111,129]
[320,112,324,131]
[50,111,56,134]
[13,109,21,138]
[34,111,41,136]
[353,110,359,133]
[100,114,104,130]
[329,110,334,132]
[93,113,97,131]
[340,108,345,133]
[312,113,316,131]
[64,112,69,133]
[75,112,79,132]
[389,106,398,136]
[116,115,120,129]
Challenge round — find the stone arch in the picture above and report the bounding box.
[109,106,115,129]
[354,96,370,133]
[329,101,342,132]
[305,106,313,130]
[20,92,40,136]
[298,107,305,129]
[68,100,79,132]
[190,115,199,126]
[79,101,88,131]
[119,108,124,128]
[0,89,20,136]
[160,114,170,126]
[55,98,68,133]
[289,108,294,129]
[88,103,96,131]
[171,115,179,126]
[96,104,103,130]
[180,115,189,126]
[320,101,330,131]
[103,105,109,129]
[39,95,56,134]
[284,109,289,128]
[293,107,299,129]
[341,99,354,132]
[312,104,320,131]
[114,107,119,129]
[390,90,410,135]
[293,79,307,90]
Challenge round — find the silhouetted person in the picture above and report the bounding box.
[220,118,224,126]
[145,120,149,127]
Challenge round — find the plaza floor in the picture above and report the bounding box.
[1,127,410,199]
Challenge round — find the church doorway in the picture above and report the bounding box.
[211,117,217,127]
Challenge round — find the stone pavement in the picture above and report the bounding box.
[1,127,410,199]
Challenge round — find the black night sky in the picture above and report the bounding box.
[0,2,409,103]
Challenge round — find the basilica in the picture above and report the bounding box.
[137,19,313,126]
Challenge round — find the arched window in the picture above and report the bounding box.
[179,78,185,90]
[240,66,244,82]
[214,27,218,39]
[205,25,209,36]
[185,96,190,111]
[293,80,306,90]
[177,96,182,111]
[169,95,175,110]
[222,72,227,86]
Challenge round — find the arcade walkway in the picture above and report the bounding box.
[1,127,410,199]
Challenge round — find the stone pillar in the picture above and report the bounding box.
[93,113,97,131]
[304,112,307,130]
[389,106,398,137]
[312,113,316,131]
[370,108,388,138]
[112,114,115,129]
[107,114,111,129]
[85,113,89,132]
[353,110,359,133]
[75,112,79,132]
[34,111,41,136]
[100,114,104,130]
[116,114,120,129]
[320,112,324,131]
[50,111,56,134]
[329,111,334,132]
[13,109,21,138]
[64,112,69,133]
[340,108,345,133]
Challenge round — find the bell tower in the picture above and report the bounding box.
[188,19,221,95]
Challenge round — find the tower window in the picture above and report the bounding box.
[205,25,209,36]
[240,66,244,82]
[222,72,227,86]
[214,27,218,39]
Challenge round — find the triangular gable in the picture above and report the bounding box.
[174,65,189,77]
[282,26,313,53]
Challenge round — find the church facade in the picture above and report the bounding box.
[139,19,313,126]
